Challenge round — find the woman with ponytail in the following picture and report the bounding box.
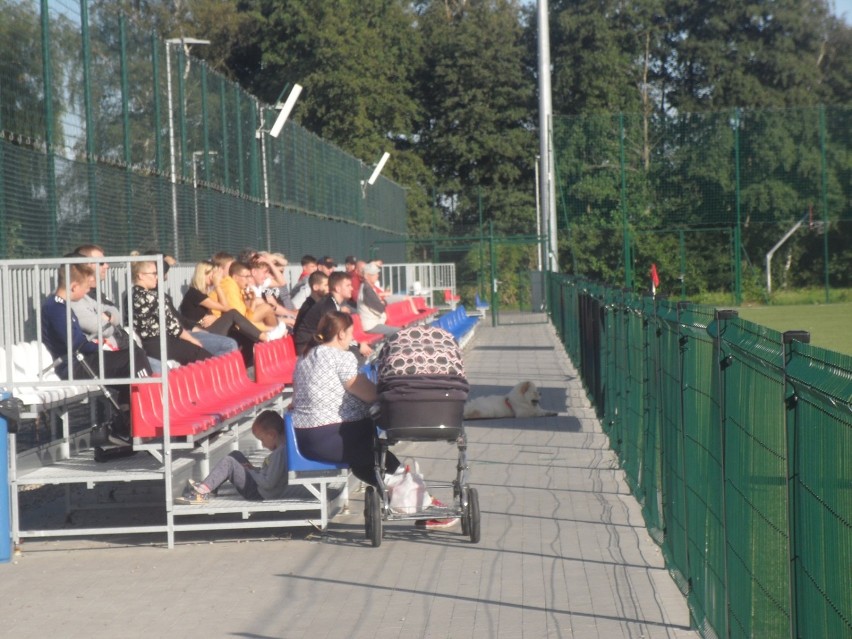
[291,311,400,485]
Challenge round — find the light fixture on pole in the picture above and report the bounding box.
[256,84,303,250]
[269,84,303,138]
[192,150,217,234]
[165,36,210,260]
[361,151,390,197]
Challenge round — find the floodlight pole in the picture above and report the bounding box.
[165,37,210,260]
[537,0,558,273]
[192,150,217,235]
[257,101,272,251]
[256,84,302,251]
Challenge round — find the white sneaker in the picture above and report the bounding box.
[266,322,288,341]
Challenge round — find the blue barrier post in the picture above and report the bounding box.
[0,391,11,563]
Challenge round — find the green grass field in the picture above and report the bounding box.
[736,302,852,356]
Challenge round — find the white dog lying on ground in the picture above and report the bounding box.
[463,381,558,419]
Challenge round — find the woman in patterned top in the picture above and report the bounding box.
[131,260,213,365]
[291,311,400,486]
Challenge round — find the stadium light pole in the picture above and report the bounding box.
[537,0,558,273]
[192,150,217,235]
[165,37,210,260]
[256,84,302,250]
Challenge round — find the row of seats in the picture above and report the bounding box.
[254,335,297,385]
[385,298,436,327]
[354,297,438,347]
[0,341,97,408]
[432,305,479,343]
[131,350,285,438]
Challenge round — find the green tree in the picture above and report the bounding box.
[223,0,430,251]
[416,0,537,237]
[661,0,836,111]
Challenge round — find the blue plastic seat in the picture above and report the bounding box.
[285,413,349,472]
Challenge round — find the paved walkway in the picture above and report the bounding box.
[0,313,698,638]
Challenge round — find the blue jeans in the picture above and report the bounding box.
[193,330,238,356]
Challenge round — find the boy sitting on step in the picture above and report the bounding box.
[177,410,288,503]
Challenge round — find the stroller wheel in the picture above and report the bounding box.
[365,486,382,547]
[465,487,481,544]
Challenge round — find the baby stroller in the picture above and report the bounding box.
[365,325,481,547]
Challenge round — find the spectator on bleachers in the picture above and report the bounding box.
[292,271,329,348]
[152,255,238,358]
[70,244,125,349]
[293,272,371,360]
[291,311,400,486]
[269,252,296,311]
[131,260,213,365]
[248,256,297,328]
[290,254,318,309]
[317,256,337,276]
[179,261,269,347]
[176,410,289,504]
[367,260,418,314]
[219,261,286,340]
[350,258,367,305]
[344,256,358,304]
[358,263,398,337]
[42,262,152,440]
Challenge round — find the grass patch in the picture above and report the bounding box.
[735,302,852,356]
[693,287,852,307]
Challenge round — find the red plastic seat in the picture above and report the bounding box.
[413,296,437,316]
[385,301,420,327]
[254,335,297,385]
[129,351,284,440]
[352,314,383,346]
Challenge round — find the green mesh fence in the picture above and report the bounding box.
[547,273,852,639]
[553,106,852,300]
[785,342,852,638]
[680,304,727,637]
[0,0,406,261]
[619,293,646,494]
[717,318,791,638]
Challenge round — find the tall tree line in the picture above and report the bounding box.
[67,0,852,291]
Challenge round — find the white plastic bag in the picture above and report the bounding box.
[385,460,431,514]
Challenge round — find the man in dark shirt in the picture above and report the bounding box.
[42,262,152,381]
[292,271,329,354]
[294,272,371,361]
[42,262,152,442]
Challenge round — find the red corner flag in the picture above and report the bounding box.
[650,263,660,295]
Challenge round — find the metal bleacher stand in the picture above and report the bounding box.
[1,256,347,550]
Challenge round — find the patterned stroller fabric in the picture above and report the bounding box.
[376,325,466,381]
[375,326,468,438]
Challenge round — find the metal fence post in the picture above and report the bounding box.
[782,329,809,639]
[40,0,58,255]
[0,392,19,563]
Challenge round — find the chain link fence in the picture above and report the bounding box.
[0,0,406,262]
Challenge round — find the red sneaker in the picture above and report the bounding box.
[414,497,459,529]
[415,517,459,529]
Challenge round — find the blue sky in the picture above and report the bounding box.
[834,0,852,22]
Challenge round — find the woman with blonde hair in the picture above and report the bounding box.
[179,260,268,343]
